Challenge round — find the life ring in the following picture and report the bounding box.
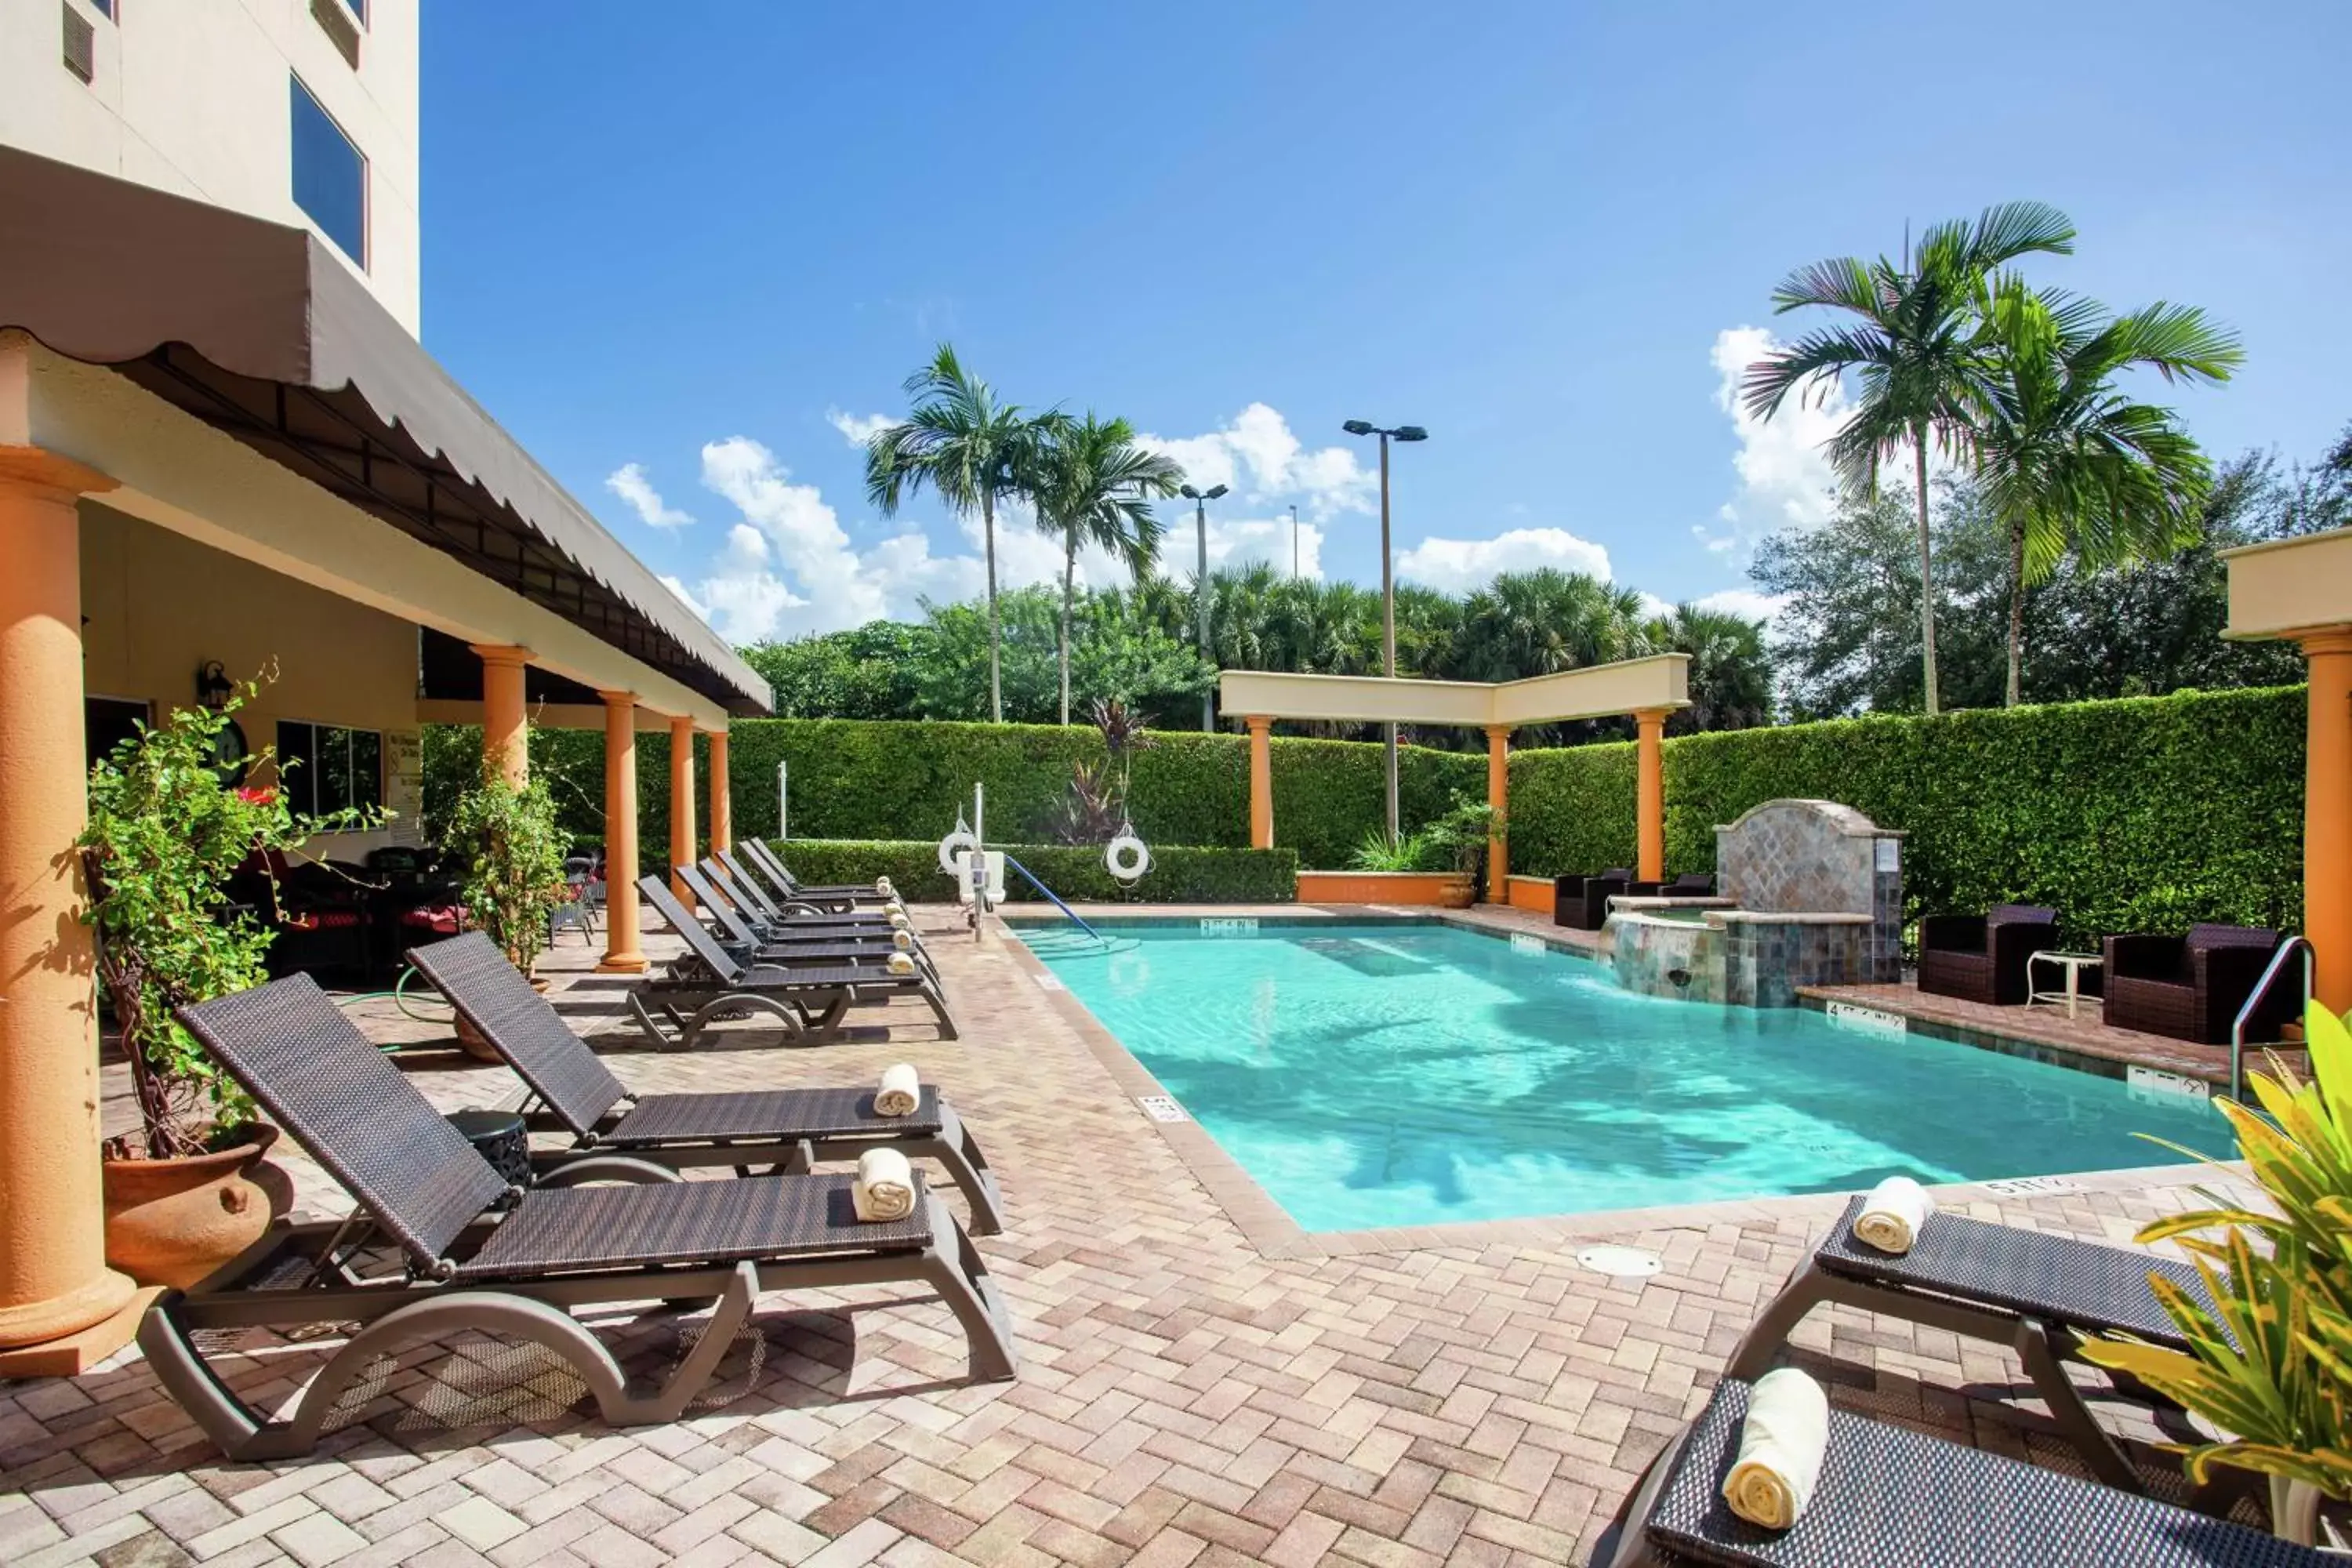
[1105,833,1151,883]
[936,826,977,874]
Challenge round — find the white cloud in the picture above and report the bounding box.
[1138,403,1376,520]
[1690,587,1788,622]
[605,463,693,529]
[1395,527,1613,593]
[1698,325,1846,557]
[826,408,894,448]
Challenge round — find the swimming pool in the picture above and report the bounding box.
[1020,920,2230,1232]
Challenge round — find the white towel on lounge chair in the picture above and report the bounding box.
[891,929,914,953]
[854,1147,916,1221]
[888,911,911,931]
[1854,1176,1934,1254]
[1722,1368,1829,1530]
[885,951,916,976]
[874,1063,920,1117]
[876,877,895,897]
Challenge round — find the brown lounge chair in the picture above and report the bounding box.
[1554,868,1633,930]
[2103,923,2292,1044]
[1917,902,2059,1006]
[405,931,1002,1234]
[1727,1195,2220,1494]
[685,860,941,986]
[740,838,890,914]
[1600,1377,2325,1566]
[713,848,909,939]
[147,975,1016,1461]
[635,874,960,1047]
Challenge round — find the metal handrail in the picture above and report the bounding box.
[999,853,1104,946]
[2230,935,2314,1102]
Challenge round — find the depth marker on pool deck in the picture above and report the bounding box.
[1511,932,1548,956]
[1033,971,1066,992]
[1979,1175,2078,1197]
[1137,1095,1189,1123]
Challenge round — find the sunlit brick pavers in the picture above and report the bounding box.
[2,907,2249,1566]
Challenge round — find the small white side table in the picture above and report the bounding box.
[2027,951,2103,1019]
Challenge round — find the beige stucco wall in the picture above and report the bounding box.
[79,502,423,855]
[1218,655,1691,728]
[0,0,421,334]
[2221,525,2352,641]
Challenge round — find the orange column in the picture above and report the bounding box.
[2305,630,2352,1011]
[1635,707,1668,884]
[0,452,140,1375]
[1485,724,1512,902]
[1246,715,1274,849]
[669,715,697,902]
[706,728,731,855]
[471,644,532,787]
[597,691,646,974]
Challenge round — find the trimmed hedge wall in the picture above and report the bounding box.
[762,840,1298,904]
[1508,684,2307,942]
[425,719,1483,872]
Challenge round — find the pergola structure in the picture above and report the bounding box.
[0,149,770,1375]
[1218,655,1692,888]
[2223,527,2352,1009]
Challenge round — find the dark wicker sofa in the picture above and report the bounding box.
[2102,922,2290,1044]
[1630,872,1717,898]
[1916,903,2058,1007]
[1554,869,1632,930]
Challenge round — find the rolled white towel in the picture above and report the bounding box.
[853,1146,916,1221]
[1853,1175,1934,1255]
[1722,1368,1830,1530]
[891,928,914,953]
[888,911,911,931]
[875,876,895,897]
[885,951,916,977]
[875,1062,920,1117]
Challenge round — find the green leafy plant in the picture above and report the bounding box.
[1349,829,1436,873]
[444,759,572,978]
[80,684,372,1160]
[2080,1000,2352,1504]
[1421,795,1504,891]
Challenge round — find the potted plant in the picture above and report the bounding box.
[80,685,366,1287]
[441,750,572,1058]
[1345,795,1502,908]
[2080,999,2352,1546]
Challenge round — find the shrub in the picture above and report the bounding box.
[1508,684,2306,943]
[760,839,1298,904]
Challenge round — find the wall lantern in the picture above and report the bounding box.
[196,660,234,711]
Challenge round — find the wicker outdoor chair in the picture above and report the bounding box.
[741,838,891,913]
[405,933,1002,1233]
[679,862,940,986]
[1629,872,1719,898]
[1726,1196,2221,1495]
[635,875,960,1047]
[2103,923,2289,1044]
[716,847,890,929]
[151,975,1015,1461]
[690,856,907,940]
[1917,902,2059,1006]
[1554,868,1634,930]
[1600,1377,2325,1567]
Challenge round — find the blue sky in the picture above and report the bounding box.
[421,2,2352,643]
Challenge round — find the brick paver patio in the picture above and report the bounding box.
[2,906,2254,1566]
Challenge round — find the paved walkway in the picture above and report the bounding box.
[5,908,2255,1567]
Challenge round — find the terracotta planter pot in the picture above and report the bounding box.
[454,971,547,1060]
[103,1125,281,1289]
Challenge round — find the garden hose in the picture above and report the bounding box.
[331,964,456,1049]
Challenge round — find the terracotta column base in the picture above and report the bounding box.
[0,1286,158,1379]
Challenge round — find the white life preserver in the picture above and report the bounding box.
[1105,832,1151,883]
[936,825,978,875]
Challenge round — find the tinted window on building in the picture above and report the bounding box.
[275,721,384,818]
[290,76,366,266]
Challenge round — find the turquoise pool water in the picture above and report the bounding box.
[1021,921,2230,1232]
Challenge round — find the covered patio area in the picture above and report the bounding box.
[0,148,770,1376]
[1218,656,1691,904]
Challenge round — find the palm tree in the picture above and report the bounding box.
[1447,569,1650,681]
[1974,279,2240,704]
[864,345,1038,721]
[1029,414,1181,724]
[1744,202,2077,714]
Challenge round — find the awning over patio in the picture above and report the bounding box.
[0,145,768,717]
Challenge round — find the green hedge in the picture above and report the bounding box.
[1508,684,2306,942]
[426,719,1483,871]
[761,840,1298,903]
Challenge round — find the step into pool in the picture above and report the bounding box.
[1018,920,2230,1232]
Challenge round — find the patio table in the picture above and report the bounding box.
[2027,950,2103,1020]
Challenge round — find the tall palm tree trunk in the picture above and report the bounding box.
[1060,529,1076,726]
[1911,432,1940,716]
[982,490,1001,721]
[2005,513,2027,707]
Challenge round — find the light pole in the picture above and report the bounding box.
[1287,503,1301,578]
[1340,419,1428,846]
[1181,482,1228,731]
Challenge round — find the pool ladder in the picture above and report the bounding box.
[2230,935,2313,1102]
